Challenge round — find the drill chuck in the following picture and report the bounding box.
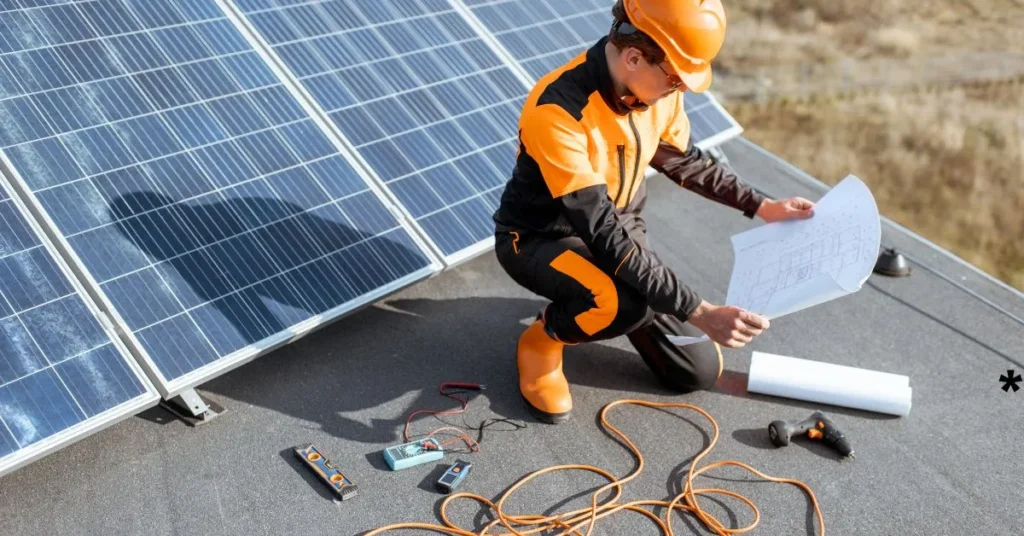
[768,411,854,458]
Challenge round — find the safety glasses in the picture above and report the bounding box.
[655,62,685,91]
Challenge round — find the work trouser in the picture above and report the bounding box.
[494,230,722,393]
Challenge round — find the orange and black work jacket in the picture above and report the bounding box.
[492,36,766,322]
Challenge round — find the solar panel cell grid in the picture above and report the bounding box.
[0,0,435,389]
[0,184,153,467]
[467,0,611,80]
[233,0,528,260]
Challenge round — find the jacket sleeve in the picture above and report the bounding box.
[654,93,767,218]
[650,141,767,218]
[520,104,703,320]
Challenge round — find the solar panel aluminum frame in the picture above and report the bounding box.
[0,170,161,479]
[0,2,444,401]
[222,0,536,270]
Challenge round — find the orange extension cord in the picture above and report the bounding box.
[365,399,824,536]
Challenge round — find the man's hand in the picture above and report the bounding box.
[755,197,815,223]
[686,301,769,348]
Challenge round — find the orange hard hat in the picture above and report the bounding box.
[622,0,727,93]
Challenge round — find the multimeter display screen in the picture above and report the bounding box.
[440,474,457,484]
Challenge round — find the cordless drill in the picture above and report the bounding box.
[768,411,855,459]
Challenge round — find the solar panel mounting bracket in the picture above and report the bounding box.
[159,388,224,427]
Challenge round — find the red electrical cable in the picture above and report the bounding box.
[403,382,486,453]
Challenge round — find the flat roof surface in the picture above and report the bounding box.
[1,137,1020,536]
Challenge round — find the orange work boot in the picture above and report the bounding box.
[517,318,571,424]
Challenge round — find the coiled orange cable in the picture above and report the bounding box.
[366,399,824,536]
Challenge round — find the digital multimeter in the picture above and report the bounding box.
[435,460,472,494]
[383,438,444,470]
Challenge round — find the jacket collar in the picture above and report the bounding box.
[589,36,634,116]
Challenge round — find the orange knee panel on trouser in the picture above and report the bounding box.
[548,250,618,338]
[517,319,572,423]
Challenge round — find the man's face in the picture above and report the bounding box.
[621,47,686,107]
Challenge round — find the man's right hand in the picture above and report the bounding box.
[686,301,769,348]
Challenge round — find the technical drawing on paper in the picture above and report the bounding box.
[734,226,868,313]
[669,175,880,346]
[723,175,881,320]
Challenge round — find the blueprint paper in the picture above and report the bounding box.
[670,175,880,347]
[724,175,881,319]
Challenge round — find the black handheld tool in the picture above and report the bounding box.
[768,411,855,459]
[436,460,472,494]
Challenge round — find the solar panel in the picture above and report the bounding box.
[462,0,744,148]
[0,0,439,396]
[229,0,532,264]
[0,173,158,478]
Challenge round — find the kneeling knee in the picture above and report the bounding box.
[661,347,722,394]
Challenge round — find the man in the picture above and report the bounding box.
[491,0,815,424]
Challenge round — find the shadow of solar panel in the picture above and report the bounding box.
[463,0,743,147]
[0,0,438,394]
[231,0,529,263]
[0,175,157,478]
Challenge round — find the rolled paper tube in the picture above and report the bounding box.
[751,352,909,389]
[747,352,912,417]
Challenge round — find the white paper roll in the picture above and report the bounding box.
[747,351,912,417]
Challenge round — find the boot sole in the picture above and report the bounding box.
[521,393,571,424]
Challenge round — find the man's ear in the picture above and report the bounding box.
[623,47,643,72]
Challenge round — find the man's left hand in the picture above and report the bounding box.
[755,197,815,223]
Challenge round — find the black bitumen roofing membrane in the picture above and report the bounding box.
[1,137,1021,536]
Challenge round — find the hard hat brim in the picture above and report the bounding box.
[669,58,713,94]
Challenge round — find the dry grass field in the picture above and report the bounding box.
[715,1,1024,291]
[718,0,1024,70]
